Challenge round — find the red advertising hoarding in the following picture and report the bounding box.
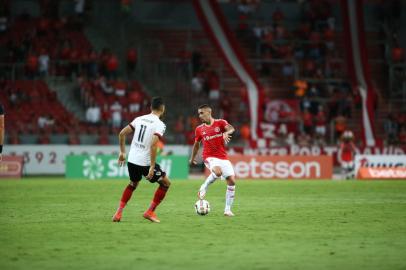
[0,156,24,179]
[206,155,333,179]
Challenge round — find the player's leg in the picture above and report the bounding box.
[144,165,170,223]
[198,158,221,199]
[346,161,355,179]
[224,176,236,216]
[223,160,236,217]
[199,167,221,199]
[113,162,141,222]
[340,162,348,180]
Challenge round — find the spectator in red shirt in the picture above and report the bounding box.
[392,46,404,62]
[26,54,38,79]
[126,47,137,77]
[128,88,143,113]
[302,109,313,135]
[106,54,119,80]
[272,8,284,24]
[314,105,327,144]
[239,123,250,146]
[69,131,80,145]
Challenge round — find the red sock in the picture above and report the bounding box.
[119,184,136,209]
[148,186,168,212]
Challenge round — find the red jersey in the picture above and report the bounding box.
[195,119,229,160]
[339,141,357,162]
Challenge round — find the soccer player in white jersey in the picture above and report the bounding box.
[189,104,236,217]
[112,97,170,223]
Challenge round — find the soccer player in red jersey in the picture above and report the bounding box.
[337,130,358,179]
[189,104,236,217]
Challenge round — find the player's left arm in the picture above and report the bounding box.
[118,125,134,166]
[147,135,159,180]
[223,123,235,144]
[352,142,359,156]
[147,122,165,179]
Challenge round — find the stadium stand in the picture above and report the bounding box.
[0,0,404,147]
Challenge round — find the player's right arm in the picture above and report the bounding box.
[147,135,160,180]
[118,125,134,166]
[337,143,343,164]
[189,141,200,165]
[189,127,201,165]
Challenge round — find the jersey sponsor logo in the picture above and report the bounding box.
[141,118,153,123]
[204,133,223,141]
[133,142,146,149]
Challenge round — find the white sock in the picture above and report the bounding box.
[225,185,235,212]
[201,173,217,191]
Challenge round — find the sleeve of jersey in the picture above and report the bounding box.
[154,122,166,140]
[129,118,136,131]
[220,119,229,130]
[194,128,201,142]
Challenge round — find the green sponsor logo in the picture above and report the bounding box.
[66,155,189,179]
[83,156,105,180]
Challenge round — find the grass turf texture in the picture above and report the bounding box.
[0,179,406,270]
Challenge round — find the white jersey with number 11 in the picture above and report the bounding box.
[128,113,166,166]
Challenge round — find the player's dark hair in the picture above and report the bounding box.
[151,96,164,110]
[198,104,211,110]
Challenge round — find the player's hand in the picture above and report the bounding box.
[146,166,154,180]
[118,152,126,167]
[0,154,2,162]
[223,132,232,144]
[189,158,197,165]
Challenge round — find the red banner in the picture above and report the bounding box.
[0,156,24,179]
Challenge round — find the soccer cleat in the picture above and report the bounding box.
[112,209,122,222]
[143,210,160,223]
[224,210,235,217]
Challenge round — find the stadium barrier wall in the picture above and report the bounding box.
[0,155,24,179]
[65,155,189,180]
[3,145,189,175]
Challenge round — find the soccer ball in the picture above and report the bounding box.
[194,199,210,215]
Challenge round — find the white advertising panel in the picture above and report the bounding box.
[3,145,189,175]
[354,155,406,176]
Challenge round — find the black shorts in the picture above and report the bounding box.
[127,162,166,183]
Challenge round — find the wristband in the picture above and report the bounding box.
[0,145,2,153]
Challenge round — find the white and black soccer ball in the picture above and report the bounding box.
[195,199,210,215]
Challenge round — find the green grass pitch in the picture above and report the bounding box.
[0,178,406,270]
